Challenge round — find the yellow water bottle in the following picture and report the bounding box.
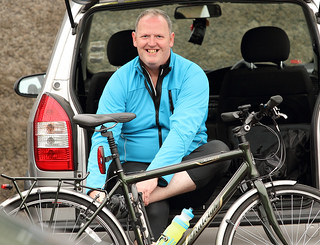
[156,208,194,245]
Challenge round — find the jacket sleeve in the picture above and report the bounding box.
[146,63,209,185]
[86,72,126,192]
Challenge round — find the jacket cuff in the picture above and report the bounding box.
[158,174,173,187]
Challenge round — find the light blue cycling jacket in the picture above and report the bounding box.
[86,50,209,191]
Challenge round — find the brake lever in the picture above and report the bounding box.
[244,112,254,125]
[271,106,288,132]
[272,107,288,120]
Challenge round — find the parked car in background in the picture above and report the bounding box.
[14,0,320,226]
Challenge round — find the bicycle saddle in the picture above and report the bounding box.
[73,113,136,128]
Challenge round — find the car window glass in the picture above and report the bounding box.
[84,2,313,74]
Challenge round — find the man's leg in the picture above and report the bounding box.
[106,140,230,238]
[148,171,196,204]
[120,162,170,239]
[149,140,230,204]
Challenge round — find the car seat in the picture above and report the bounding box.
[216,26,315,184]
[85,30,138,113]
[218,26,315,125]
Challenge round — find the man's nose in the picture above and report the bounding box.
[148,36,156,46]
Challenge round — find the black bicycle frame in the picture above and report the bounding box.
[1,136,288,245]
[78,129,288,245]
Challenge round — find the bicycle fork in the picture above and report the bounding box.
[240,141,288,245]
[254,179,288,245]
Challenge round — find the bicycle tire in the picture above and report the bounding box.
[222,184,320,245]
[1,188,128,245]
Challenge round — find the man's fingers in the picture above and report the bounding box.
[142,191,150,206]
[90,191,105,203]
[97,192,106,203]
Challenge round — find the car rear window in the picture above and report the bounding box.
[84,2,313,73]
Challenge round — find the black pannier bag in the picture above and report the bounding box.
[228,125,311,185]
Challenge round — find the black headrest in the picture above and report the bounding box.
[241,26,290,65]
[107,30,138,66]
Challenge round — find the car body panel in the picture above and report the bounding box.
[14,0,320,233]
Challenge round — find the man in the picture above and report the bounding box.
[87,9,230,239]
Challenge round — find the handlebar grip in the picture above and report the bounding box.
[221,111,240,122]
[221,95,283,124]
[266,95,283,109]
[254,95,283,122]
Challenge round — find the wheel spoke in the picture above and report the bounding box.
[1,191,127,245]
[223,184,320,245]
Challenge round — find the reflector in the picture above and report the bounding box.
[97,146,106,174]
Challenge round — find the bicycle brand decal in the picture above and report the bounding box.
[196,155,220,165]
[184,196,223,244]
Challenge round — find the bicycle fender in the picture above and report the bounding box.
[215,180,296,244]
[0,187,130,245]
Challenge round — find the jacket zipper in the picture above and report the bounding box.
[168,90,174,114]
[142,65,171,148]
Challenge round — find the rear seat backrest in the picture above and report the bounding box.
[86,30,138,113]
[218,26,315,125]
[216,27,315,184]
[106,30,138,67]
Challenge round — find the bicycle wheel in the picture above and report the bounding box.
[222,184,320,245]
[1,188,128,245]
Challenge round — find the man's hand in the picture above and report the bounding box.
[89,190,106,203]
[136,178,158,206]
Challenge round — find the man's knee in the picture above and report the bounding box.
[184,140,231,189]
[206,140,230,154]
[204,140,231,172]
[184,140,230,161]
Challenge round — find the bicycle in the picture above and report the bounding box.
[1,95,320,245]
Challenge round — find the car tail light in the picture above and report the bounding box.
[33,94,74,171]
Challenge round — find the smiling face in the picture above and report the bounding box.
[132,14,175,74]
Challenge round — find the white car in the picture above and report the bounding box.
[14,0,320,230]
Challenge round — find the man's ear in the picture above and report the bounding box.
[132,31,137,47]
[170,32,175,47]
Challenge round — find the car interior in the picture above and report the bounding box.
[71,1,320,223]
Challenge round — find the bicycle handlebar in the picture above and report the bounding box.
[253,95,283,122]
[221,95,283,123]
[265,95,283,109]
[220,111,241,122]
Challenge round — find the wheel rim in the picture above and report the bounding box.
[227,188,320,245]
